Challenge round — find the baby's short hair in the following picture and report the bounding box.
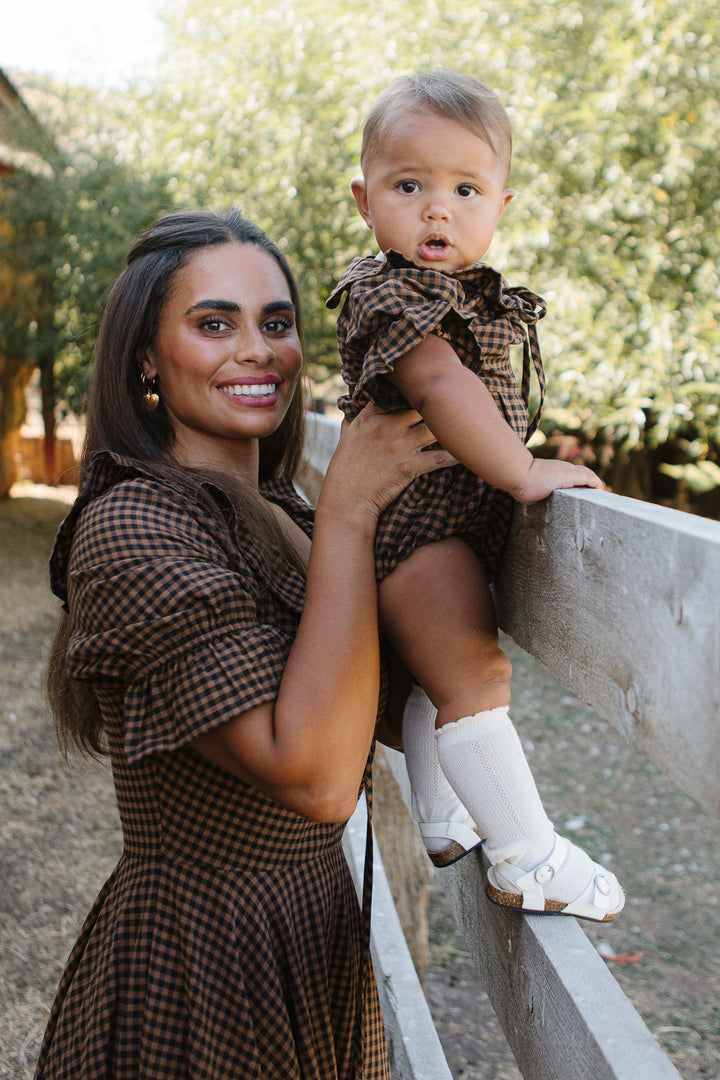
[360,69,512,179]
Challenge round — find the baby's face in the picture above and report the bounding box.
[352,111,513,273]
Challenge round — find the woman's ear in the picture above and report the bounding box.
[350,178,373,229]
[140,349,158,380]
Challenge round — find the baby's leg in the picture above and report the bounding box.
[380,538,624,921]
[378,537,510,726]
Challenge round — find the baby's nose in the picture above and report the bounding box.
[423,192,450,219]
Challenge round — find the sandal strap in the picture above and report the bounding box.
[418,820,484,851]
[492,833,570,910]
[561,869,617,918]
[491,833,621,917]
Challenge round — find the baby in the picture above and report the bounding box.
[327,69,624,921]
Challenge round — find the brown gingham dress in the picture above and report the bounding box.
[327,250,547,581]
[35,452,389,1080]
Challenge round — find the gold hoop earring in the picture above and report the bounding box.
[141,372,160,411]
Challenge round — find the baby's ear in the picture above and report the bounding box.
[350,178,373,228]
[499,188,515,216]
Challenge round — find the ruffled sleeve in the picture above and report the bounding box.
[328,252,468,412]
[63,476,298,763]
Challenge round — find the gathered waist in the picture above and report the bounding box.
[113,746,349,873]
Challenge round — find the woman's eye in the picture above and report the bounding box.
[200,317,230,333]
[456,184,479,198]
[263,318,292,334]
[397,180,419,194]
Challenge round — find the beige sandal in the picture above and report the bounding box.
[485,833,625,922]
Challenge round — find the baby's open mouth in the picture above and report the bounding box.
[419,237,452,260]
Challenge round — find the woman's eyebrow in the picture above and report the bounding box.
[263,300,296,315]
[185,299,240,315]
[184,299,295,315]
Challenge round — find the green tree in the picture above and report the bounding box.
[112,0,718,501]
[489,0,720,499]
[0,79,171,494]
[6,0,716,503]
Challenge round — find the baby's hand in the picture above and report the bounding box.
[511,457,603,506]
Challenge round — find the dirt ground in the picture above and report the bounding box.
[1,487,719,1080]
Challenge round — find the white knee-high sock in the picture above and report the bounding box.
[435,707,555,868]
[402,684,477,854]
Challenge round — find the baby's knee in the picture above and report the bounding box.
[477,643,513,688]
[449,636,511,688]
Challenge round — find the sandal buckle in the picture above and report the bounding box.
[535,863,555,885]
[596,875,611,897]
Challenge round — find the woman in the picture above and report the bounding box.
[37,208,452,1079]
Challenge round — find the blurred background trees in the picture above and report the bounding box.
[1,0,718,506]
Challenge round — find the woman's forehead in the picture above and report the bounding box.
[171,243,291,308]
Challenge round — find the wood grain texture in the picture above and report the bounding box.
[304,416,703,1079]
[343,797,453,1080]
[494,488,720,816]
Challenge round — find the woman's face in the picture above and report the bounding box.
[144,242,303,477]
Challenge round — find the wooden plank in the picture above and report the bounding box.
[493,488,720,817]
[303,412,343,475]
[304,415,720,813]
[382,750,683,1080]
[307,417,689,1079]
[343,797,454,1080]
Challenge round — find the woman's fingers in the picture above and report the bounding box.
[324,404,455,522]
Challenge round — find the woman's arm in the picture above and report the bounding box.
[388,335,602,504]
[192,406,453,821]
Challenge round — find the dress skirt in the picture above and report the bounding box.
[34,746,388,1080]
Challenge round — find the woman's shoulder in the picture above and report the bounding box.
[49,452,227,605]
[69,452,203,540]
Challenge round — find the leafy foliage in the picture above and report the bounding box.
[126,0,719,493]
[0,81,171,416]
[2,0,718,501]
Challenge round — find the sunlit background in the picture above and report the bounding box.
[1,0,719,510]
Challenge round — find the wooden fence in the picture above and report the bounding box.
[305,412,720,1080]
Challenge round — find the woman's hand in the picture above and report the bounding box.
[320,403,456,529]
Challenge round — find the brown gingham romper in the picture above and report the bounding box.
[35,452,389,1080]
[327,250,547,581]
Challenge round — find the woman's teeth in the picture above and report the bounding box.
[220,383,276,397]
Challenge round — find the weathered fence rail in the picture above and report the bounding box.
[304,412,719,1080]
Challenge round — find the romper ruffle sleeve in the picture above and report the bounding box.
[327,248,546,426]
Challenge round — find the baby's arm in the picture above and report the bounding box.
[388,335,602,505]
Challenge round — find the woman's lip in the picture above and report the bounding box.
[217,377,279,387]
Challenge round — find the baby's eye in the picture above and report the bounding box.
[456,183,479,198]
[396,180,420,194]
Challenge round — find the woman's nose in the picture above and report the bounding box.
[237,325,274,365]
